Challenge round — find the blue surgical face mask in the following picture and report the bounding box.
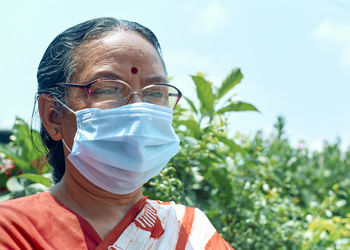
[58,101,180,194]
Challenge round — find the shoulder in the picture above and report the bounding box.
[148,199,213,226]
[0,192,54,248]
[0,191,66,233]
[1,191,50,205]
[147,199,233,249]
[0,191,75,233]
[0,192,98,249]
[0,191,81,226]
[0,191,51,216]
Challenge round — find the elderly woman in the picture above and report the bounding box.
[0,18,232,249]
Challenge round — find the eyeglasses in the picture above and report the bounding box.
[57,78,182,109]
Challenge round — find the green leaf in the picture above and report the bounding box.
[208,169,233,198]
[217,101,259,114]
[25,183,49,196]
[19,173,52,187]
[217,136,245,154]
[0,143,16,156]
[183,96,198,114]
[0,173,9,188]
[191,75,214,118]
[11,117,46,164]
[0,191,12,202]
[177,119,201,138]
[216,68,243,100]
[0,151,31,171]
[6,176,24,192]
[198,156,222,167]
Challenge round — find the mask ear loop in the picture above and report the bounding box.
[62,139,72,153]
[53,97,76,114]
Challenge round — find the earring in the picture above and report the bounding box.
[51,129,57,135]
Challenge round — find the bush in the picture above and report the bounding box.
[0,118,51,202]
[1,69,350,249]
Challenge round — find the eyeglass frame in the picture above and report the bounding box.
[53,78,182,109]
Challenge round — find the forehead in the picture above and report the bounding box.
[71,31,165,82]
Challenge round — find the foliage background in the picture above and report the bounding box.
[1,69,349,249]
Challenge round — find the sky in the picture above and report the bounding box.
[1,0,349,150]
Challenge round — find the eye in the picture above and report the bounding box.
[93,87,119,95]
[149,91,164,98]
[90,80,124,96]
[89,80,129,104]
[143,86,168,98]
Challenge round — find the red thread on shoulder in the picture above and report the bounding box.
[134,203,164,238]
[175,207,195,250]
[205,232,234,250]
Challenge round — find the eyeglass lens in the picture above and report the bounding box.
[89,80,179,109]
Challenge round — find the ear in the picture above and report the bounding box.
[38,94,63,141]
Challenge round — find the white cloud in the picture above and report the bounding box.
[193,2,228,33]
[313,19,350,69]
[164,48,224,101]
[340,46,350,69]
[313,19,350,44]
[165,49,214,73]
[165,48,224,86]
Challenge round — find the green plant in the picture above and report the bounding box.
[1,69,350,249]
[145,68,264,247]
[0,118,52,201]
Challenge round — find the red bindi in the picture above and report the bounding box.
[131,67,138,74]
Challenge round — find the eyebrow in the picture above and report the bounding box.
[84,71,167,85]
[84,71,124,83]
[145,75,168,84]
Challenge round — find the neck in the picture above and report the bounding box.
[49,164,143,238]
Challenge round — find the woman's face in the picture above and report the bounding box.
[60,31,167,148]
